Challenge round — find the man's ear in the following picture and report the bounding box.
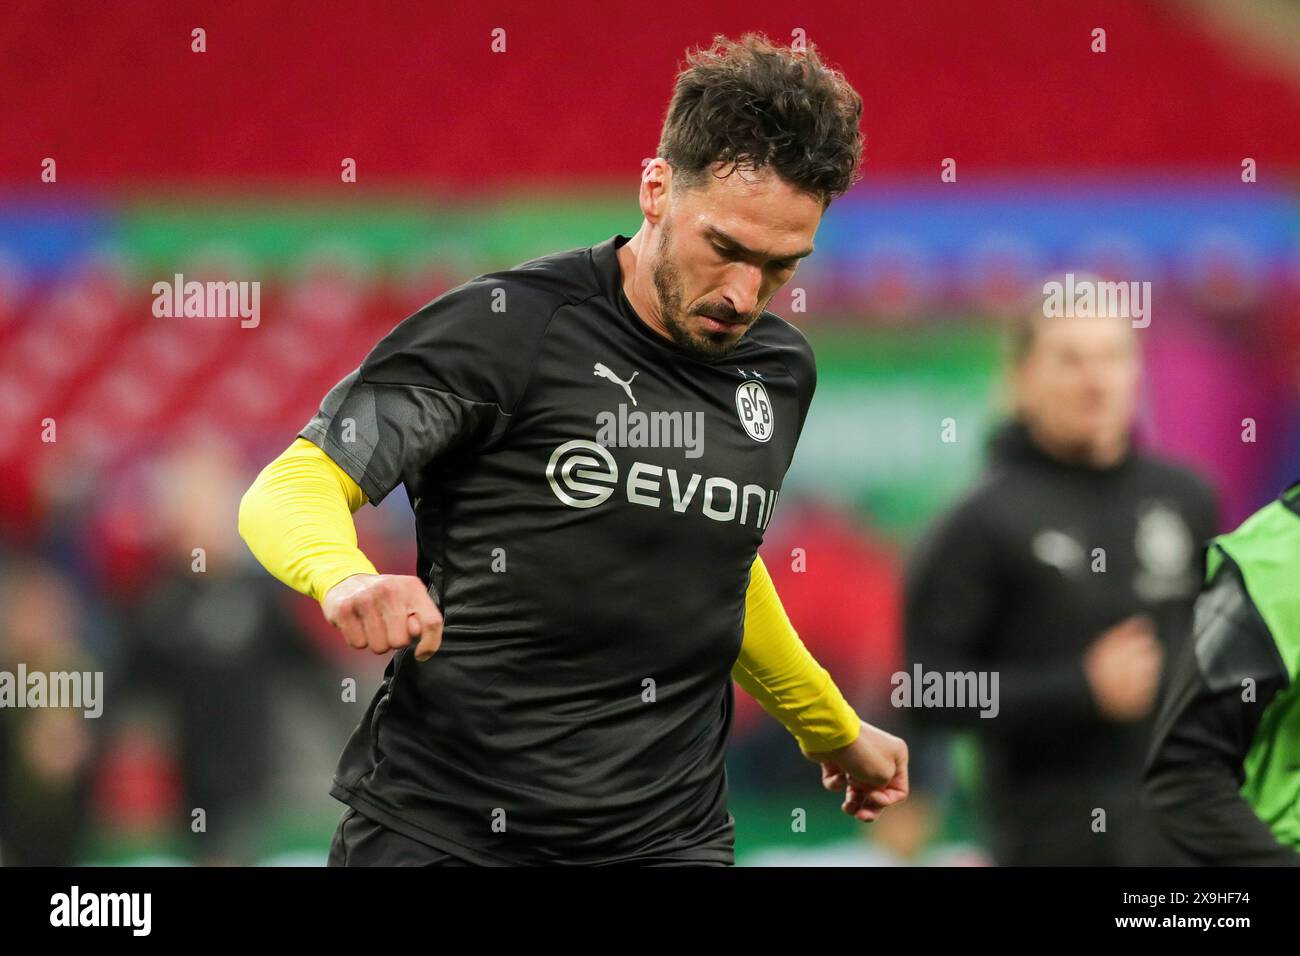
[639,158,671,225]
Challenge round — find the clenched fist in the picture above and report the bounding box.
[322,573,444,662]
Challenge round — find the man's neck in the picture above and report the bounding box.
[616,230,670,342]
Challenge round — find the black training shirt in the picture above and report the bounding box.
[299,234,816,864]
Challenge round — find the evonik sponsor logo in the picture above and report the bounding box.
[545,439,777,527]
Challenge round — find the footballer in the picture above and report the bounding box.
[239,32,908,866]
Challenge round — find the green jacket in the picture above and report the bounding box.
[1145,482,1300,864]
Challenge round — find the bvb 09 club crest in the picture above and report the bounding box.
[735,380,773,442]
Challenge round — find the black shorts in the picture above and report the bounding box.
[327,807,473,866]
[325,805,732,866]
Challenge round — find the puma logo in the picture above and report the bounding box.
[593,362,638,407]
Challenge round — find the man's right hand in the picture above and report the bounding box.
[322,573,444,661]
[1083,614,1162,722]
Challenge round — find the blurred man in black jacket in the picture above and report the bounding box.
[905,294,1217,865]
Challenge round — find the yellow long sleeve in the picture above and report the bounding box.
[238,437,378,603]
[734,555,862,755]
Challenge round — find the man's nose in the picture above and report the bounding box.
[722,263,763,318]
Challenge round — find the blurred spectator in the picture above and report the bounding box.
[106,438,331,864]
[0,559,99,865]
[904,294,1217,865]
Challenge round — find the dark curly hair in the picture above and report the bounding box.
[656,32,865,209]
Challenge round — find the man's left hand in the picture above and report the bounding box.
[804,721,909,822]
